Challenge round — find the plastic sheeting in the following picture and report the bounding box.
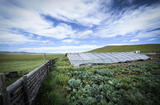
[67,52,150,67]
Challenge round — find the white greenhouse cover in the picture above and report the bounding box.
[67,52,150,67]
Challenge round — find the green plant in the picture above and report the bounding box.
[68,79,82,89]
[35,56,160,105]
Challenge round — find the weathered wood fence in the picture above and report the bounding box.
[0,58,56,105]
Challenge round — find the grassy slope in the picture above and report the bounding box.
[88,44,160,53]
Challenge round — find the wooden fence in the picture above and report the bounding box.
[0,58,56,105]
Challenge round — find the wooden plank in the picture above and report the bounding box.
[0,93,3,105]
[7,78,23,93]
[27,74,43,95]
[11,91,24,104]
[27,69,45,84]
[27,64,46,77]
[23,75,30,105]
[28,75,42,91]
[3,58,56,105]
[28,79,42,103]
[0,73,8,105]
[28,72,46,98]
[27,68,46,84]
[27,79,39,90]
[10,90,24,102]
[9,86,23,100]
[27,71,44,89]
[27,72,40,83]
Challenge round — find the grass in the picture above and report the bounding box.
[1,53,160,104]
[88,44,160,53]
[0,54,64,86]
[0,54,64,73]
[35,56,160,105]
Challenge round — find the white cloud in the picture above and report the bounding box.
[16,0,105,26]
[148,38,157,41]
[130,39,139,42]
[0,0,160,49]
[94,5,160,38]
[0,32,35,44]
[19,45,101,53]
[136,30,160,38]
[71,30,93,39]
[0,31,54,45]
[0,0,101,41]
[39,23,75,39]
[62,39,79,44]
[0,5,76,39]
[1,0,159,41]
[78,30,93,38]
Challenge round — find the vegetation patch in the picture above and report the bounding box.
[0,54,64,86]
[35,56,160,105]
[88,44,160,53]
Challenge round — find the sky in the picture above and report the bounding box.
[0,0,160,53]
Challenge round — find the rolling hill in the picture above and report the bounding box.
[88,44,160,53]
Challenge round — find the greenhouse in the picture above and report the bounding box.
[67,52,150,67]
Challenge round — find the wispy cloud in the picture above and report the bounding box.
[19,45,101,53]
[0,6,76,39]
[62,39,79,44]
[148,38,158,41]
[93,5,160,38]
[135,29,160,38]
[20,0,104,26]
[0,0,160,53]
[71,30,93,39]
[0,32,35,44]
[130,39,139,42]
[0,31,54,45]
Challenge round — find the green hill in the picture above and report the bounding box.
[88,44,160,53]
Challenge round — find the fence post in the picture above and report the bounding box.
[0,73,8,105]
[23,75,30,105]
[43,53,46,64]
[47,61,50,73]
[45,63,48,75]
[51,59,54,65]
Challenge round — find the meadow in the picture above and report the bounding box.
[35,55,160,105]
[0,54,64,73]
[1,53,160,105]
[0,54,64,85]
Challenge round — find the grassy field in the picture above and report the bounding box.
[88,44,160,53]
[0,54,64,86]
[35,55,160,105]
[1,52,160,104]
[0,54,64,73]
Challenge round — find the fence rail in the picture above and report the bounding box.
[0,58,56,105]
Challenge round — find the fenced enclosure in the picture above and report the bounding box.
[0,58,56,105]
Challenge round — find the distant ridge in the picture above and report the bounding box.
[88,44,160,53]
[0,51,62,55]
[0,51,33,55]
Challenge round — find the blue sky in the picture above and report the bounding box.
[0,0,160,53]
